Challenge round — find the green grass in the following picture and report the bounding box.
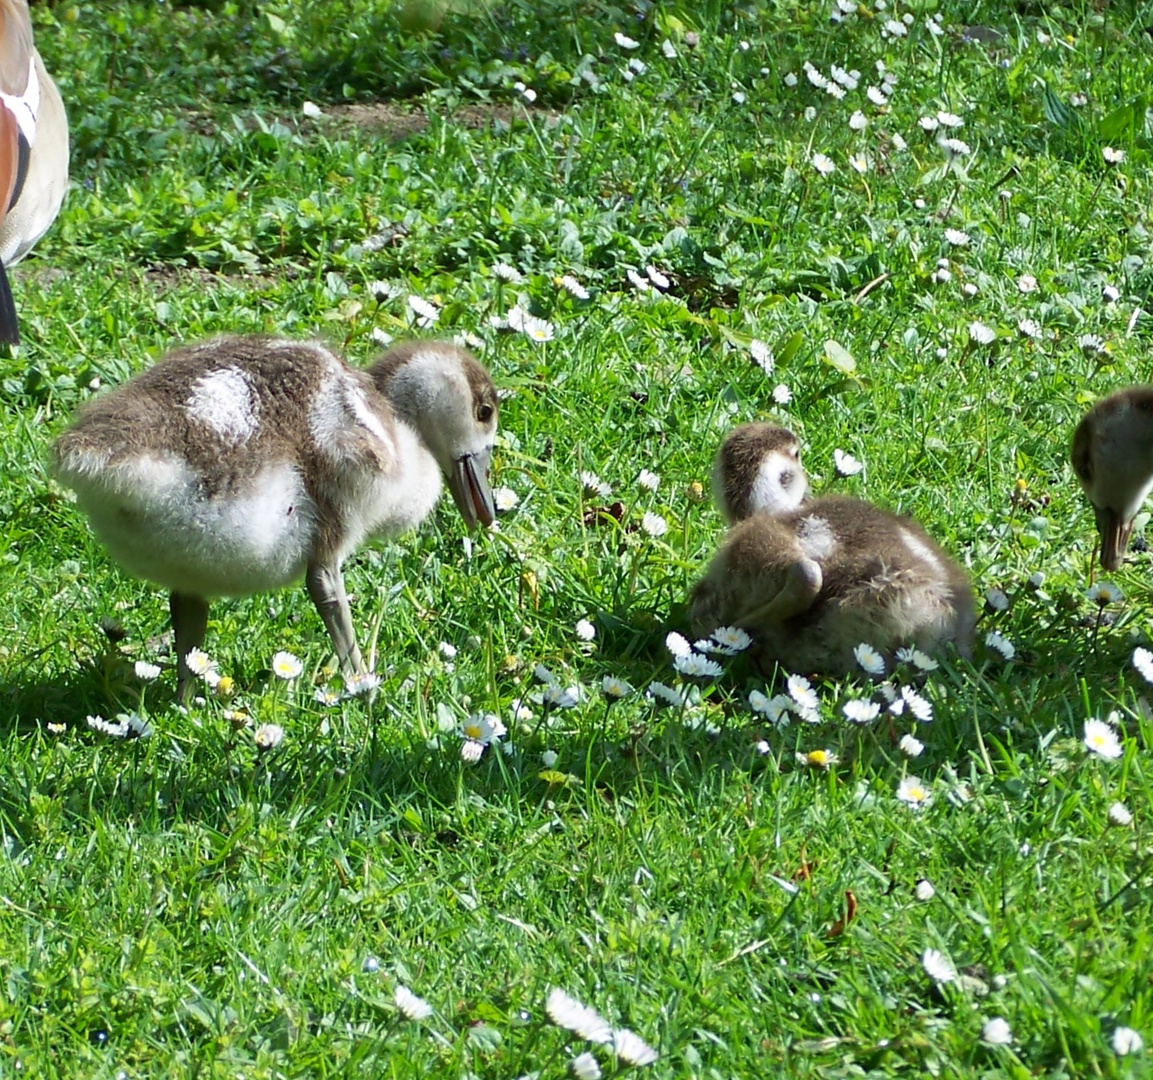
[2,0,1153,1075]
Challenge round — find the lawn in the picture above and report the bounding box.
[1,0,1152,1076]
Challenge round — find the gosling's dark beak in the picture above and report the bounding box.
[448,449,495,530]
[1096,504,1133,572]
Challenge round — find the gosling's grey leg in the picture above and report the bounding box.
[737,557,823,627]
[170,590,210,700]
[306,561,365,676]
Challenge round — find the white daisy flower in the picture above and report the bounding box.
[1017,273,1038,293]
[1084,718,1122,760]
[543,683,580,708]
[772,383,792,404]
[614,31,640,49]
[270,651,302,680]
[834,449,863,476]
[665,631,692,658]
[134,660,161,681]
[1112,1027,1144,1055]
[647,681,685,707]
[674,652,724,678]
[661,39,678,59]
[848,153,870,174]
[637,468,660,491]
[749,338,773,373]
[459,713,496,746]
[1018,318,1042,339]
[613,1028,659,1066]
[184,648,215,678]
[749,690,792,726]
[560,274,590,300]
[915,878,936,901]
[939,137,970,156]
[968,322,996,346]
[811,152,836,176]
[407,294,439,327]
[302,101,323,119]
[546,988,613,1043]
[981,1017,1012,1046]
[937,110,963,128]
[867,85,888,106]
[787,673,819,711]
[346,672,381,696]
[899,733,925,757]
[395,985,433,1021]
[922,947,957,983]
[575,619,596,642]
[1089,581,1123,606]
[895,646,938,671]
[1103,284,1120,303]
[918,115,940,132]
[897,775,932,809]
[849,110,867,130]
[570,1052,602,1080]
[796,748,837,769]
[492,261,523,283]
[1133,647,1153,683]
[646,265,670,290]
[854,643,886,676]
[87,714,129,738]
[627,268,652,292]
[253,723,285,751]
[641,511,668,537]
[602,674,634,700]
[314,686,341,706]
[984,631,1015,661]
[523,315,555,343]
[1108,802,1133,827]
[901,686,933,722]
[1103,146,1126,164]
[712,626,753,652]
[541,749,558,768]
[460,739,485,763]
[944,228,969,247]
[1078,333,1105,355]
[843,698,880,724]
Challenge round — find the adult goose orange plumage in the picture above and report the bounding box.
[0,0,69,344]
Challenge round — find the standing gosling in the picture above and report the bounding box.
[689,423,974,677]
[0,0,70,343]
[52,336,498,695]
[1071,387,1153,571]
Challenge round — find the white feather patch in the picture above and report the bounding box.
[186,366,259,442]
[798,515,836,560]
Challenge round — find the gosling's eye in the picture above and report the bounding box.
[789,446,800,459]
[780,470,794,488]
[476,402,494,423]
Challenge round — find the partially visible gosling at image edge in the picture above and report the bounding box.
[52,335,498,696]
[1071,386,1153,572]
[689,423,975,678]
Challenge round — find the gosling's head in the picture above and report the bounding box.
[713,423,808,524]
[370,341,499,529]
[1071,387,1153,571]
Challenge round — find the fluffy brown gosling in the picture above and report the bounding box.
[1071,386,1153,572]
[52,336,498,696]
[689,423,975,677]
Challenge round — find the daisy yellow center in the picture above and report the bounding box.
[907,785,927,801]
[808,750,830,766]
[464,723,482,739]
